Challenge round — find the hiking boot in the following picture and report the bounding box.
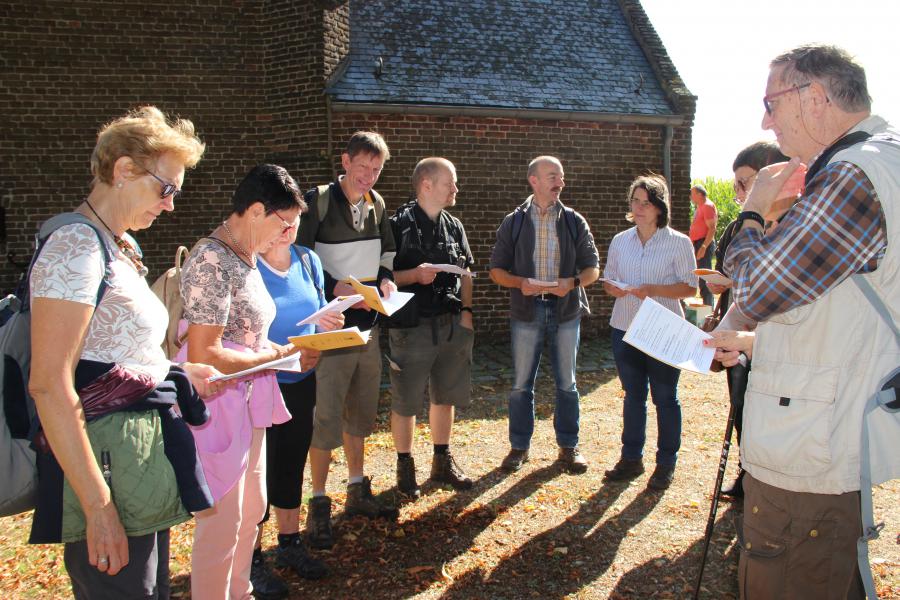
[345,477,400,520]
[250,552,288,600]
[603,458,645,482]
[647,464,676,490]
[396,455,421,498]
[430,452,473,490]
[557,447,589,474]
[720,468,745,500]
[305,496,335,550]
[275,536,328,580]
[501,448,529,472]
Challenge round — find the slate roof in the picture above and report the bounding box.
[326,0,689,116]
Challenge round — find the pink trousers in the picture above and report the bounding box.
[191,427,266,600]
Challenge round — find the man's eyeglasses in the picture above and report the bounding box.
[272,209,299,235]
[145,170,182,199]
[763,82,811,115]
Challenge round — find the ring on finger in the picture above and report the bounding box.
[98,556,109,565]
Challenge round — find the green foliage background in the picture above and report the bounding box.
[689,176,740,241]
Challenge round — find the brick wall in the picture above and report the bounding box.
[0,1,693,341]
[327,113,693,339]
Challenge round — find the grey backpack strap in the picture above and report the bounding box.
[853,274,900,344]
[852,273,898,599]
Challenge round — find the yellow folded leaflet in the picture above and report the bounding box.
[288,326,372,351]
[346,275,414,317]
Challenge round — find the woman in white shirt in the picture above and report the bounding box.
[601,174,698,491]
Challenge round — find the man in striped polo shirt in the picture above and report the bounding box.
[298,131,398,550]
[489,156,600,474]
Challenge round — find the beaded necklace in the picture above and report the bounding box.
[83,200,149,277]
[221,219,255,266]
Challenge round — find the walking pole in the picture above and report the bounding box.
[693,358,748,600]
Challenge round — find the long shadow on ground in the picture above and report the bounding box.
[438,481,661,599]
[610,502,741,599]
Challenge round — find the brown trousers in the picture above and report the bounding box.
[739,473,865,600]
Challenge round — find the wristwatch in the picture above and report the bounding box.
[574,276,581,288]
[736,210,765,231]
[460,306,473,314]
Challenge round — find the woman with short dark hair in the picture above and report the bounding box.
[601,174,698,491]
[179,164,308,599]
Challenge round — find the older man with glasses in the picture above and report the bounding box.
[707,44,899,599]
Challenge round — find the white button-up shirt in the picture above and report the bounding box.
[604,226,698,331]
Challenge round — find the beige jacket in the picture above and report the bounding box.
[743,116,900,494]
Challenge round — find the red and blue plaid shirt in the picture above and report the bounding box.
[725,161,887,322]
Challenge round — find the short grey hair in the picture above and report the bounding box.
[771,44,871,113]
[527,155,562,179]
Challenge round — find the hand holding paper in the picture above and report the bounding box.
[347,276,414,316]
[623,297,715,374]
[297,295,363,326]
[208,353,304,383]
[693,269,732,287]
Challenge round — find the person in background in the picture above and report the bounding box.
[489,156,600,475]
[249,202,344,597]
[28,106,219,599]
[388,157,475,498]
[688,184,717,306]
[180,164,307,600]
[602,175,698,490]
[707,140,787,500]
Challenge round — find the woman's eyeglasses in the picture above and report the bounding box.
[733,173,758,194]
[145,170,182,199]
[272,209,299,235]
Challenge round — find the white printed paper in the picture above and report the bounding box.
[527,278,559,287]
[208,353,302,382]
[296,295,364,326]
[379,290,415,316]
[623,297,715,374]
[600,278,635,291]
[430,264,476,277]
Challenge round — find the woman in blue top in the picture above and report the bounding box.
[601,175,698,491]
[251,213,344,595]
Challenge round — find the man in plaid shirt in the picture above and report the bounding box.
[489,156,600,474]
[710,45,898,598]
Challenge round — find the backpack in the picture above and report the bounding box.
[150,245,189,360]
[313,184,384,225]
[0,213,114,517]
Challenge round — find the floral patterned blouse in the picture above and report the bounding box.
[30,223,170,384]
[180,238,276,351]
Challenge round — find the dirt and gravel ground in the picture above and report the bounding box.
[1,339,898,599]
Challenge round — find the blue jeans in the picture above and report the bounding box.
[508,298,581,449]
[610,327,682,466]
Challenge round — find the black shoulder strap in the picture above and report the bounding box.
[805,130,872,186]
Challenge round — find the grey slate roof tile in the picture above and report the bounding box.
[327,0,677,115]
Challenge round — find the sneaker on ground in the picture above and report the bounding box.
[275,536,328,580]
[250,553,288,600]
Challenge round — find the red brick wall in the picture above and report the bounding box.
[327,113,693,338]
[0,1,693,340]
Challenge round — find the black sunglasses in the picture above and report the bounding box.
[145,170,182,199]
